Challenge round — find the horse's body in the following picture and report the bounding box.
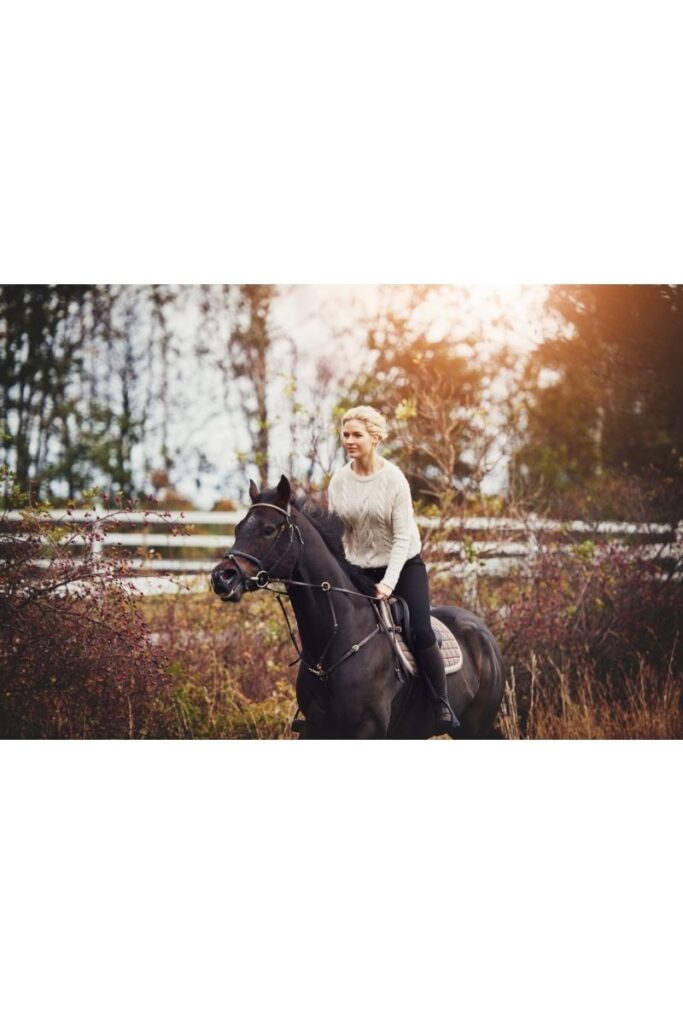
[211,477,504,739]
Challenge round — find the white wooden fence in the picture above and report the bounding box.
[3,507,681,596]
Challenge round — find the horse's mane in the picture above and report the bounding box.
[257,489,376,596]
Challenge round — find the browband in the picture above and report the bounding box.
[249,502,292,516]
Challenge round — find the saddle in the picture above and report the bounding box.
[379,597,463,678]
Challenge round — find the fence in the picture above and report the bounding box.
[3,507,682,596]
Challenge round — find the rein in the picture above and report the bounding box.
[223,502,392,684]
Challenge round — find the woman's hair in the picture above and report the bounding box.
[341,406,388,442]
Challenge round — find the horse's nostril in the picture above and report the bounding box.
[213,568,238,595]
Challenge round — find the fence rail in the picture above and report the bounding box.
[3,508,679,533]
[3,507,681,596]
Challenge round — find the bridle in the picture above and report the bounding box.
[225,502,304,591]
[220,502,395,685]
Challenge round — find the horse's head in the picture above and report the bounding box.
[211,475,300,603]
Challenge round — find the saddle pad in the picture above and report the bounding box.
[379,604,464,677]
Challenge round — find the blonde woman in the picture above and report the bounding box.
[328,405,457,735]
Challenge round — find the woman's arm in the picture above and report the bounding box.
[380,476,416,593]
[327,470,340,514]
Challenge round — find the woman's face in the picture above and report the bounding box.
[341,418,377,460]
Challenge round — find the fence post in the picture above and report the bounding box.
[89,504,104,564]
[462,562,478,609]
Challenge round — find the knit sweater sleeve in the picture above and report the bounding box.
[381,473,417,592]
[327,471,340,514]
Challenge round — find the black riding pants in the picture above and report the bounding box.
[351,553,436,651]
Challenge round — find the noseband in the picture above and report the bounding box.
[224,502,304,591]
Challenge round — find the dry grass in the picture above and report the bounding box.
[142,590,299,738]
[498,660,683,740]
[144,588,683,740]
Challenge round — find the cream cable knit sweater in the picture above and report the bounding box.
[328,458,422,592]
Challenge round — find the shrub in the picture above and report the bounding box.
[143,590,298,738]
[4,468,680,739]
[495,541,683,735]
[0,481,177,738]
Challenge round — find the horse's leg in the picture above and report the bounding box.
[297,699,331,739]
[295,701,388,739]
[346,704,389,739]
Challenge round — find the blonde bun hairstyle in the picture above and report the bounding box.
[341,406,389,444]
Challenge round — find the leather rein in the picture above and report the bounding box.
[224,502,391,683]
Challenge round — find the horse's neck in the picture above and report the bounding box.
[288,519,373,649]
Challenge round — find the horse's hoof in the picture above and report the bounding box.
[291,719,306,734]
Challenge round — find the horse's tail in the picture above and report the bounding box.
[465,619,504,693]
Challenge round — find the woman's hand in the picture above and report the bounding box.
[375,583,393,600]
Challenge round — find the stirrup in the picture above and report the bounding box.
[434,700,460,733]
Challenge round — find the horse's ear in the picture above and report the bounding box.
[248,479,259,503]
[276,474,291,508]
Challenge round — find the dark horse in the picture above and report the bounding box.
[211,476,504,739]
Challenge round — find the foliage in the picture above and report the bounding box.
[0,285,91,497]
[511,285,683,520]
[491,541,683,737]
[0,479,175,738]
[499,660,682,740]
[350,337,480,498]
[3,492,681,737]
[0,467,296,739]
[154,591,297,739]
[3,283,683,518]
[343,291,512,517]
[0,284,181,502]
[0,480,298,738]
[224,284,278,489]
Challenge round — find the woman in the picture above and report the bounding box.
[327,405,456,735]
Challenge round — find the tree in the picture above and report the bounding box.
[344,302,492,512]
[1,284,189,504]
[511,285,683,520]
[0,285,91,500]
[229,284,277,489]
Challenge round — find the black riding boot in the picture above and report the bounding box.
[415,642,460,736]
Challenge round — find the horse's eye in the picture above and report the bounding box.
[263,525,277,536]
